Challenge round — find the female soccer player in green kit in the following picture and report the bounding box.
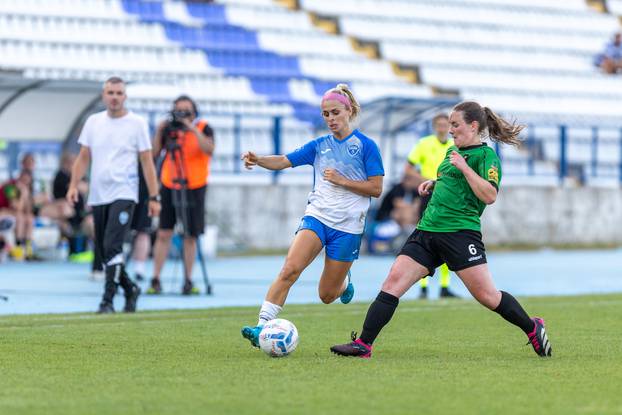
[330,101,552,359]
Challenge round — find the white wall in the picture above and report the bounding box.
[482,186,622,246]
[206,184,622,250]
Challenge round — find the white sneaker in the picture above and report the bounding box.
[90,270,105,282]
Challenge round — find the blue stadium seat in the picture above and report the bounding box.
[204,50,300,78]
[121,0,165,23]
[186,2,228,24]
[249,77,291,102]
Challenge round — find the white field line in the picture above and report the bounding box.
[0,297,620,331]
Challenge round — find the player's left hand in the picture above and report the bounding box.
[450,151,468,172]
[323,168,344,186]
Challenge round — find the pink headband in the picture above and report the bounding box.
[322,92,351,108]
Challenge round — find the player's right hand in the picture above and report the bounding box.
[66,187,79,206]
[241,151,258,170]
[418,180,435,196]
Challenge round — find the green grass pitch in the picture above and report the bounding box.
[1,294,621,415]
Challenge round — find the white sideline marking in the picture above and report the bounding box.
[0,298,620,331]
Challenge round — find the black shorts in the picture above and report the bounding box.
[92,200,135,264]
[131,171,152,232]
[398,229,487,276]
[159,185,205,237]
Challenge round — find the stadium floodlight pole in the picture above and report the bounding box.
[166,129,213,296]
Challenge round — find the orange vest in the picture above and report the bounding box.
[161,120,212,189]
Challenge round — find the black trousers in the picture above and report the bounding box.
[92,200,135,266]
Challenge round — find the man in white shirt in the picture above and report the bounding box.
[67,76,161,313]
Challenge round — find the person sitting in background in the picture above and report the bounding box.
[594,32,622,74]
[375,171,421,229]
[52,152,103,277]
[20,153,74,225]
[0,172,34,260]
[369,172,421,254]
[0,214,16,262]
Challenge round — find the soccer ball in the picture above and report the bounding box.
[258,319,299,357]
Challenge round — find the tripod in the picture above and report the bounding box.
[166,133,213,295]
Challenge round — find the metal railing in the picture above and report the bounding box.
[2,114,622,187]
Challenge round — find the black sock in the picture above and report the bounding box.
[493,291,535,334]
[117,265,135,293]
[102,264,120,304]
[360,291,399,345]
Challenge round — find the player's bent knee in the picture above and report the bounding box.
[277,263,303,285]
[319,292,336,304]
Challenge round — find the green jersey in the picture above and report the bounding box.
[417,143,501,232]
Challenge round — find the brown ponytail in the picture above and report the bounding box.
[453,101,524,147]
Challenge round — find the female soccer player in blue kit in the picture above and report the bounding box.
[240,84,384,348]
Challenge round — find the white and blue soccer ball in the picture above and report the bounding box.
[258,319,299,357]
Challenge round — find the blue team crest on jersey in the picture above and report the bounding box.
[347,143,361,156]
[119,211,129,225]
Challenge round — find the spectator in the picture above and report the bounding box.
[52,152,102,277]
[595,32,622,74]
[20,153,48,210]
[0,215,15,262]
[0,171,34,260]
[375,171,421,227]
[19,152,74,225]
[368,172,421,254]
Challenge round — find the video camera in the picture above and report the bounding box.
[162,110,193,148]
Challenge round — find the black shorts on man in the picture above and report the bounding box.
[159,185,206,237]
[131,171,151,233]
[92,200,136,264]
[398,229,486,276]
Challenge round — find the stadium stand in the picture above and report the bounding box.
[300,0,622,124]
[0,0,621,186]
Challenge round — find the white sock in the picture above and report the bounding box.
[106,254,123,267]
[133,260,146,276]
[257,301,282,326]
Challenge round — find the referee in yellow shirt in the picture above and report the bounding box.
[405,113,458,299]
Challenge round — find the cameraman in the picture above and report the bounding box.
[149,95,214,295]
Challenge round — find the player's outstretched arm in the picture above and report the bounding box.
[241,152,292,171]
